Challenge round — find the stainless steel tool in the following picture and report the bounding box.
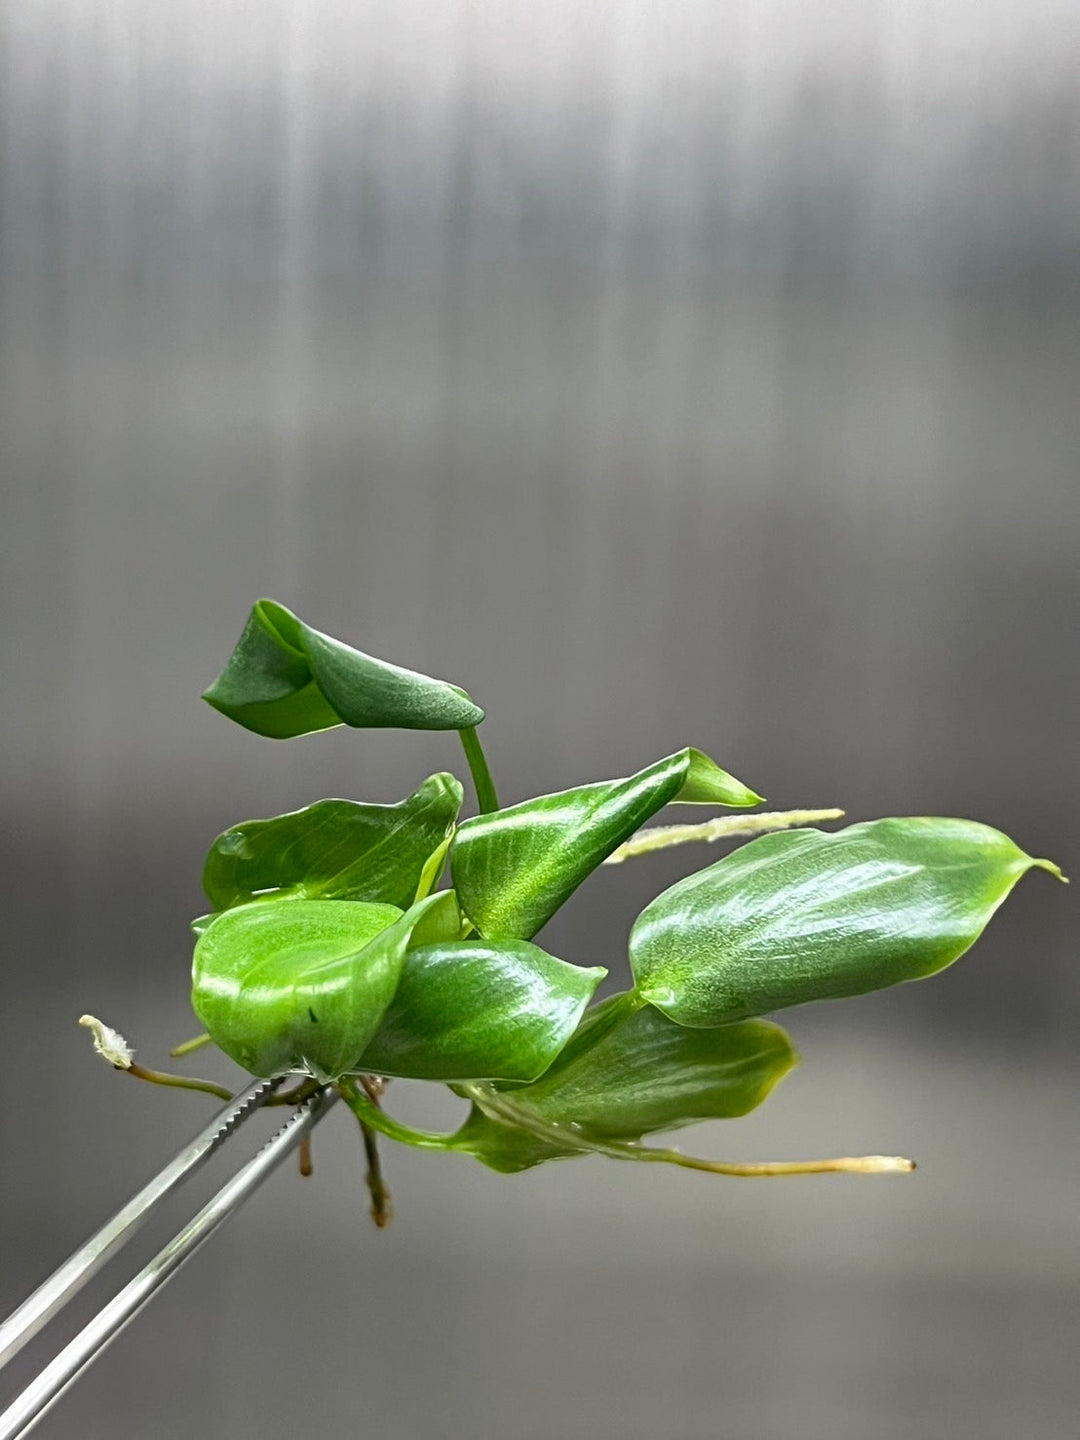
[0,1078,336,1440]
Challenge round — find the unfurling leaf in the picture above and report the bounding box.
[357,940,605,1082]
[451,748,762,940]
[191,892,457,1081]
[203,598,484,739]
[451,995,796,1171]
[630,817,1064,1027]
[202,773,464,912]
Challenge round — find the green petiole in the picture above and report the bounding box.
[458,725,500,814]
[335,1076,461,1153]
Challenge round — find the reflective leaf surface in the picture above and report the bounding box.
[203,598,484,738]
[631,817,1064,1026]
[202,773,463,911]
[191,894,454,1080]
[451,747,762,939]
[452,995,796,1171]
[357,940,605,1082]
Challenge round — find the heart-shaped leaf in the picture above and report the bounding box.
[451,995,796,1172]
[191,893,456,1081]
[630,817,1064,1027]
[356,940,606,1082]
[203,598,484,739]
[202,773,464,912]
[451,748,762,939]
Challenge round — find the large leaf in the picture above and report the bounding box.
[630,817,1064,1027]
[202,773,463,912]
[451,995,796,1172]
[356,940,605,1082]
[203,598,484,739]
[191,893,456,1081]
[451,748,762,939]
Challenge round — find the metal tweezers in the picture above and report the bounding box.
[0,1078,336,1440]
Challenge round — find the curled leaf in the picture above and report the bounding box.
[630,817,1065,1026]
[357,940,605,1082]
[451,748,762,940]
[192,894,457,1081]
[451,994,795,1171]
[203,598,484,739]
[202,773,464,912]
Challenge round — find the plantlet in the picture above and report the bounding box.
[86,598,1065,1226]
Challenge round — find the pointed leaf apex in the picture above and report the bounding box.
[1033,857,1067,883]
[680,749,763,807]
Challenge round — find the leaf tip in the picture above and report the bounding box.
[1033,856,1068,884]
[451,688,486,726]
[79,1014,134,1070]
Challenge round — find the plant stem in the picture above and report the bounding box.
[169,1031,213,1058]
[126,1063,233,1102]
[274,1077,322,1107]
[358,1121,391,1225]
[127,1062,321,1109]
[459,726,500,814]
[604,808,846,864]
[335,1076,459,1152]
[460,1084,914,1178]
[357,1078,393,1225]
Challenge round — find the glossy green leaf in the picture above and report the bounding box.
[191,893,456,1081]
[202,773,463,912]
[631,817,1064,1026]
[203,598,484,739]
[451,995,796,1172]
[451,748,762,939]
[356,940,606,1082]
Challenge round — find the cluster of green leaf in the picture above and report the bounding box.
[187,598,1063,1193]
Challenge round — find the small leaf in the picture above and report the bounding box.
[630,817,1065,1027]
[192,893,455,1081]
[414,833,453,901]
[203,598,484,739]
[399,888,463,949]
[451,748,762,939]
[202,773,464,912]
[451,996,795,1172]
[357,940,606,1082]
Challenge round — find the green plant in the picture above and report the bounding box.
[85,599,1065,1225]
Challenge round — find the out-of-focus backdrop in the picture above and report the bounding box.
[2,2,1077,1436]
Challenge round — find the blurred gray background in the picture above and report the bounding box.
[1,1,1077,1437]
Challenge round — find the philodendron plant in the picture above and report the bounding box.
[84,599,1065,1226]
